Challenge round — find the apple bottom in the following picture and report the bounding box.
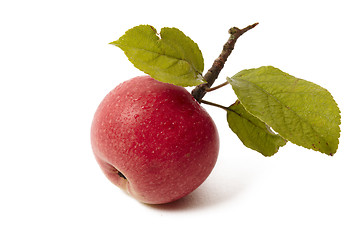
[94,143,218,204]
[95,156,130,193]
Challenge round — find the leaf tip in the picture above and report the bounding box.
[109,40,118,46]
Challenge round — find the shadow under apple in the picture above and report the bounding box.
[146,161,254,211]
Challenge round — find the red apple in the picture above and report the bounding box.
[91,76,219,204]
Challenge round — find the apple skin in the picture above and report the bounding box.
[91,76,219,204]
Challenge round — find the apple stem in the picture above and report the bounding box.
[191,22,258,102]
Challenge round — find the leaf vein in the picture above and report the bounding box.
[241,78,329,147]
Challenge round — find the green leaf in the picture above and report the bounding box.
[227,66,341,156]
[110,25,204,87]
[227,100,287,156]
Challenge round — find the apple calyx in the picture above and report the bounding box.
[117,171,127,180]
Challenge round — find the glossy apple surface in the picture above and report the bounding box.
[91,76,219,204]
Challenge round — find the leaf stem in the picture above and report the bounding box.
[191,22,258,102]
[205,81,229,92]
[201,99,246,119]
[200,100,230,112]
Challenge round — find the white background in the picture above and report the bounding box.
[1,0,359,239]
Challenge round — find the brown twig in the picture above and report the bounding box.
[191,22,258,102]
